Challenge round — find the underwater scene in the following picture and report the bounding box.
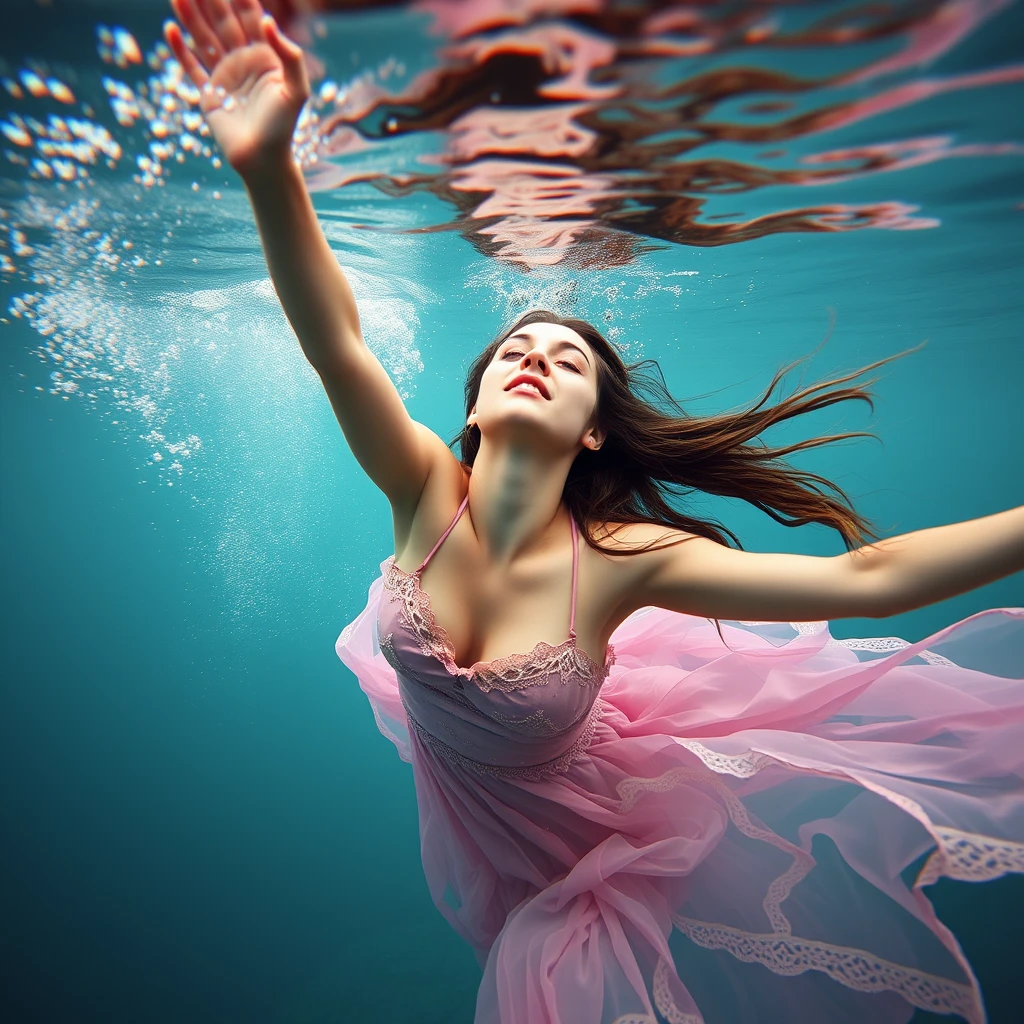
[1,0,1022,1022]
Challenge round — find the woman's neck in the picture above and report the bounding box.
[465,436,577,567]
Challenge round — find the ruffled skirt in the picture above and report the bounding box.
[336,575,1024,1024]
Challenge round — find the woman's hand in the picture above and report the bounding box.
[164,0,311,177]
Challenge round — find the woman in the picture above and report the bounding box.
[164,3,1024,1022]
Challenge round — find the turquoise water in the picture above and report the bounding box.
[1,1,1022,1021]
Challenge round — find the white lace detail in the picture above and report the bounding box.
[674,740,1024,889]
[611,1016,656,1024]
[673,738,780,778]
[404,694,606,782]
[671,915,983,1023]
[618,765,815,935]
[793,620,827,636]
[735,620,957,666]
[490,705,570,737]
[471,641,612,693]
[380,631,490,717]
[383,561,456,667]
[829,634,956,667]
[837,782,1024,893]
[636,745,1010,1020]
[382,558,614,690]
[653,956,704,1023]
[737,619,826,633]
[918,826,1024,886]
[617,762,987,1020]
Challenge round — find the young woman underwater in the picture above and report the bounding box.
[164,3,1024,1022]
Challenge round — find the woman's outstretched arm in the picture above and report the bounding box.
[624,505,1024,622]
[163,0,456,511]
[851,504,1024,615]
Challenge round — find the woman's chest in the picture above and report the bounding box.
[396,523,629,669]
[376,565,607,738]
[436,569,571,665]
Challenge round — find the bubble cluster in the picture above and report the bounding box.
[1,186,210,485]
[1,20,370,199]
[96,26,144,69]
[0,17,421,485]
[461,260,712,357]
[2,110,122,183]
[0,16,393,485]
[2,69,77,105]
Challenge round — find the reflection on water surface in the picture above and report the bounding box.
[1,0,1022,486]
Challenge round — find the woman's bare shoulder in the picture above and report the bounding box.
[583,520,700,604]
[392,455,469,564]
[587,519,698,554]
[580,521,703,628]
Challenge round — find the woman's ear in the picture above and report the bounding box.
[582,427,605,451]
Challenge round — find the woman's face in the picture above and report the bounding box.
[471,321,604,454]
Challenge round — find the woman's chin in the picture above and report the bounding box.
[479,419,577,453]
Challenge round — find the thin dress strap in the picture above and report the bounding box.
[414,494,469,575]
[569,512,579,640]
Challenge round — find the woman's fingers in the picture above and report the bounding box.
[229,0,267,45]
[197,0,248,52]
[170,0,223,72]
[263,0,301,33]
[163,19,210,90]
[261,14,309,92]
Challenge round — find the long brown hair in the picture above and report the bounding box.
[449,310,918,560]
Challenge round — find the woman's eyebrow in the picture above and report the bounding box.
[505,332,592,367]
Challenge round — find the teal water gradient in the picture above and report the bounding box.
[2,2,1023,1022]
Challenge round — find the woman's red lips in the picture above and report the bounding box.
[505,374,550,398]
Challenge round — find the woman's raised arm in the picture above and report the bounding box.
[164,0,453,511]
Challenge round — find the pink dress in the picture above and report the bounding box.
[335,495,1024,1024]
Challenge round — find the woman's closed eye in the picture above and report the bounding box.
[502,350,582,373]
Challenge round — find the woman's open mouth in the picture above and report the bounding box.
[505,374,550,398]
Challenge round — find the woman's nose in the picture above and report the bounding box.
[521,350,548,372]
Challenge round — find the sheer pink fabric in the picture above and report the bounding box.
[337,550,1023,1024]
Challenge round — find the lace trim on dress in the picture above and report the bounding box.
[471,642,613,692]
[382,557,615,691]
[736,619,958,667]
[490,706,570,737]
[618,761,986,1023]
[619,764,815,935]
[653,957,704,1024]
[383,560,457,668]
[673,738,779,779]
[675,740,1024,886]
[669,915,982,1022]
[403,694,606,782]
[380,630,488,717]
[385,627,589,740]
[918,826,1024,885]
